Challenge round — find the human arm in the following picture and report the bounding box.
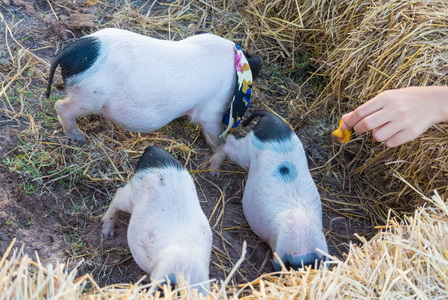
[341,86,448,147]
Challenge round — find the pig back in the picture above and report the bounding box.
[125,166,211,274]
[242,135,323,242]
[67,30,236,131]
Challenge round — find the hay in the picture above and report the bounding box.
[246,0,448,218]
[319,1,448,212]
[238,191,448,299]
[0,239,86,299]
[2,191,447,298]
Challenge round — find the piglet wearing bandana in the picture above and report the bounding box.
[46,29,262,150]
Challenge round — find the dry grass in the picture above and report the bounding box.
[1,0,448,298]
[2,190,448,299]
[0,238,86,299]
[237,191,448,299]
[245,0,448,217]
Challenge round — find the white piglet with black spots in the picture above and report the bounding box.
[210,111,328,271]
[102,146,212,295]
[46,28,262,150]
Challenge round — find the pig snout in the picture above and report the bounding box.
[153,272,210,297]
[273,253,324,272]
[272,228,327,271]
[154,273,177,297]
[155,275,209,297]
[270,208,328,271]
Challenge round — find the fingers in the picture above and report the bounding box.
[341,112,352,129]
[337,87,441,148]
[341,95,386,130]
[371,121,401,143]
[340,115,408,148]
[371,122,426,147]
[341,112,352,122]
[339,120,412,148]
[341,106,390,134]
[351,118,410,147]
[383,129,415,148]
[352,111,393,134]
[342,92,389,129]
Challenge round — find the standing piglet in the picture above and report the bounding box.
[102,146,212,294]
[210,111,328,271]
[46,28,262,150]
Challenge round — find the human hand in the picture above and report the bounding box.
[341,86,448,147]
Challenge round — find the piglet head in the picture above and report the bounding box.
[271,206,328,271]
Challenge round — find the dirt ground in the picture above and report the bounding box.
[0,0,372,289]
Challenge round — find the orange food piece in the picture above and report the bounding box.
[332,120,351,144]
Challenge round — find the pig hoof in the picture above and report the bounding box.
[101,219,115,238]
[101,227,114,238]
[67,131,87,143]
[210,169,221,178]
[209,160,222,177]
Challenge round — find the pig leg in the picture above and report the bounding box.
[101,185,133,238]
[209,144,227,177]
[199,118,223,152]
[209,135,251,176]
[54,97,89,142]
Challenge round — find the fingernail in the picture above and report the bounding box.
[341,112,352,121]
[341,122,348,130]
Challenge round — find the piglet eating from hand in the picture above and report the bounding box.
[46,28,262,150]
[210,111,328,271]
[102,146,212,295]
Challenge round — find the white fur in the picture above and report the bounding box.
[55,28,235,149]
[102,166,212,295]
[210,132,328,267]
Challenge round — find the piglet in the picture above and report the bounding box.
[210,111,328,271]
[46,28,262,150]
[102,146,212,294]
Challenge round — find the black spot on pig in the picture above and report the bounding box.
[58,37,101,79]
[273,161,298,183]
[279,166,289,175]
[46,36,100,98]
[135,146,183,172]
[243,111,293,142]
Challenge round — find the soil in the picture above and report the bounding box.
[0,0,372,290]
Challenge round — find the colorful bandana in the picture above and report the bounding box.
[221,44,253,137]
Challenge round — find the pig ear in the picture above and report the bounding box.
[243,49,263,80]
[194,30,211,35]
[136,146,183,171]
[244,111,293,142]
